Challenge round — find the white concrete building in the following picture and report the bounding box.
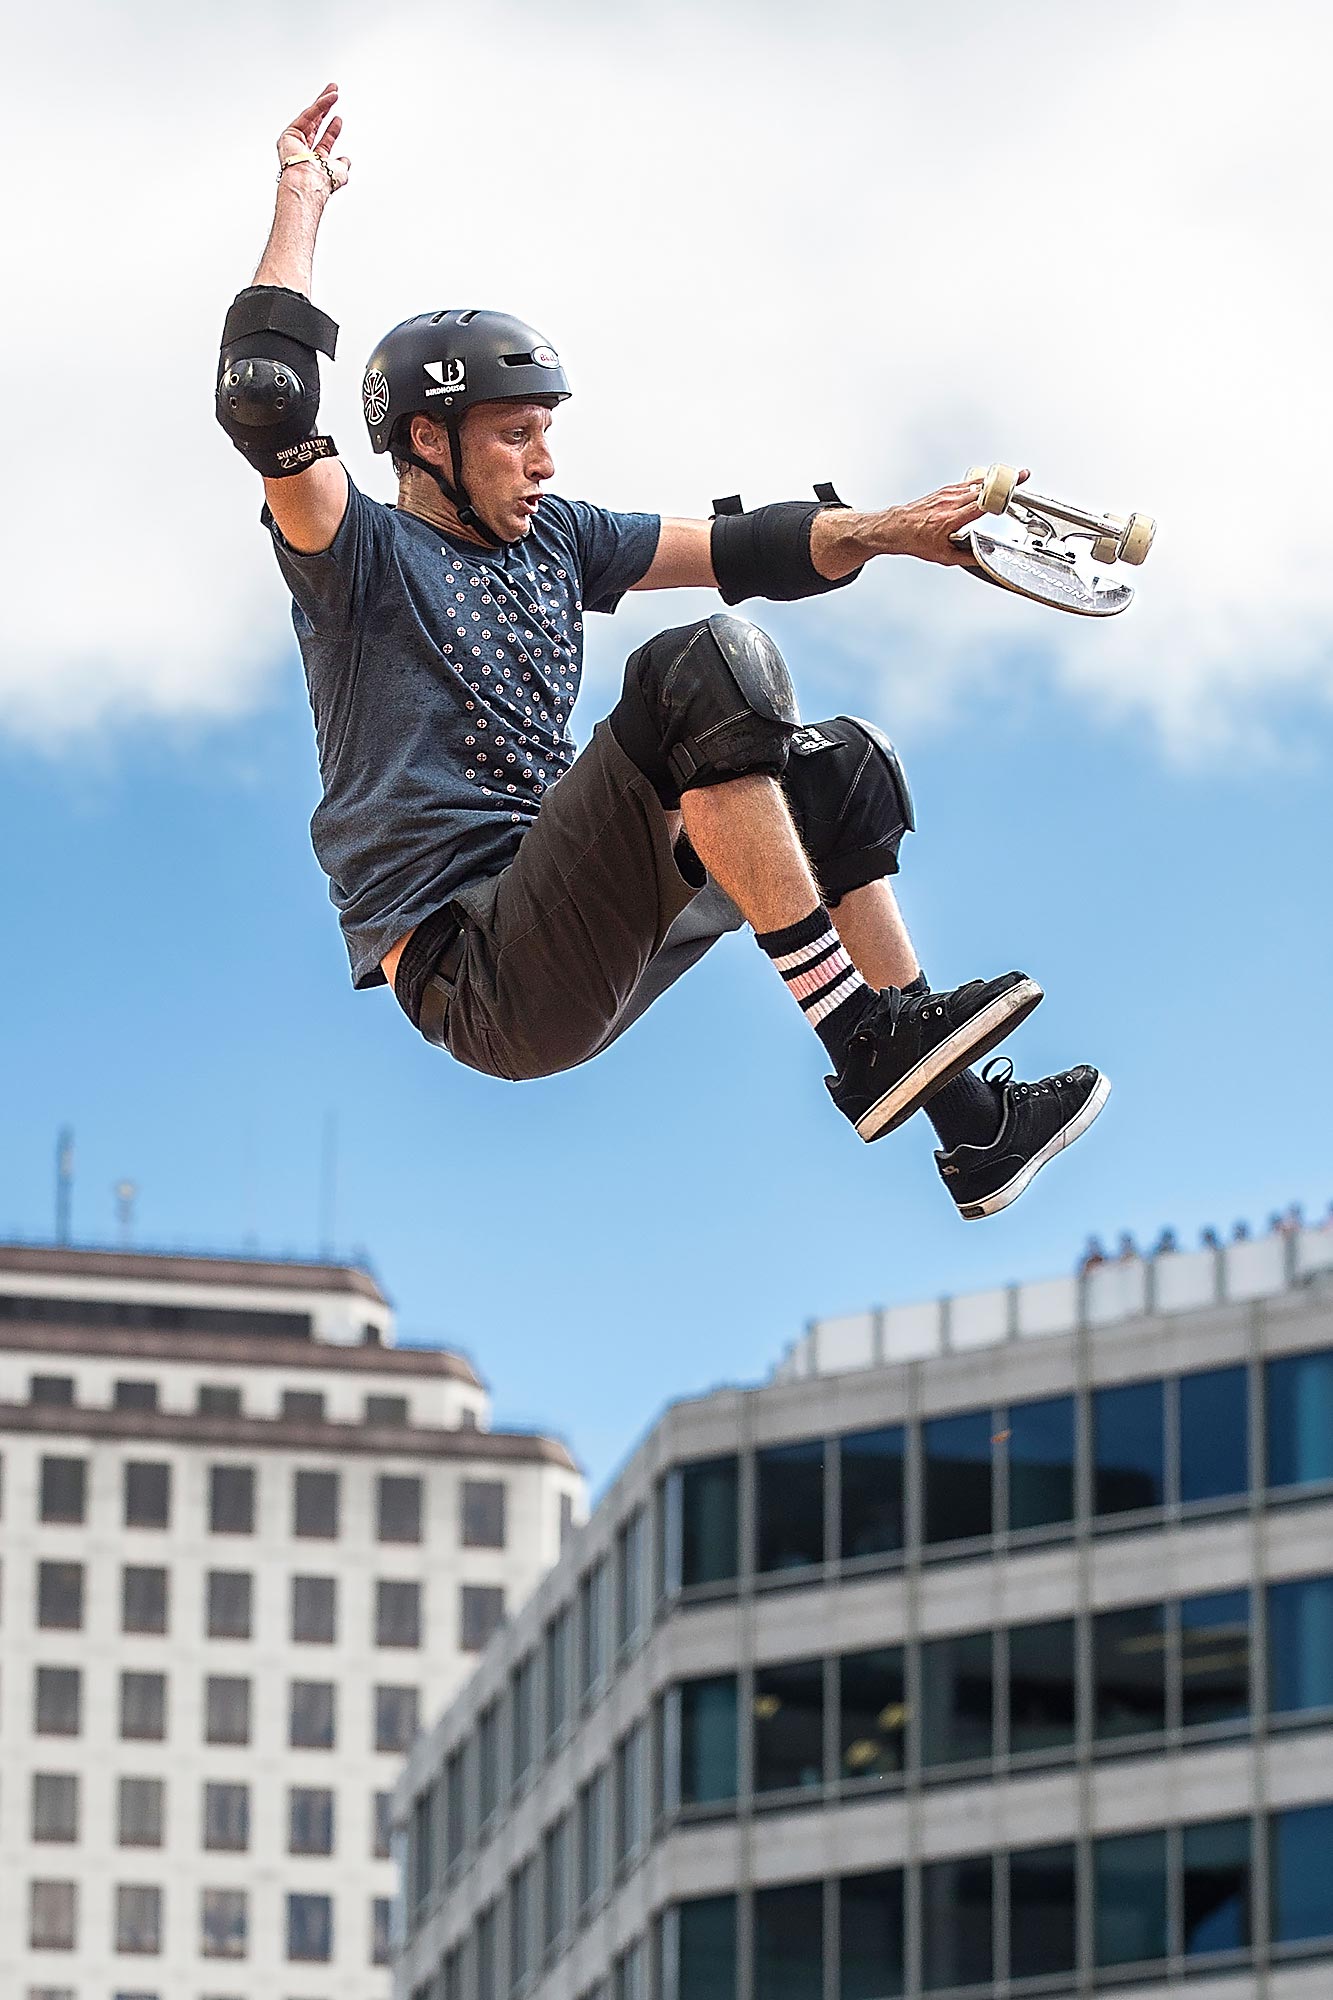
[0,1241,584,2000]
[395,1218,1333,2000]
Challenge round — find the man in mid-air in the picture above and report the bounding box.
[216,84,1108,1220]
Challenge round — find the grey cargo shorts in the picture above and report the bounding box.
[429,722,743,1081]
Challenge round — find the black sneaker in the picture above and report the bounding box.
[826,973,1043,1142]
[936,1058,1110,1218]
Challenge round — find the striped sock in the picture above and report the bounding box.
[755,906,874,1065]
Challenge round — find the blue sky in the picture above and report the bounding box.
[5,615,1330,1490]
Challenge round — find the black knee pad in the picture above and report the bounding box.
[783,716,916,905]
[609,614,799,807]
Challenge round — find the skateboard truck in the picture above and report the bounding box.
[952,463,1157,618]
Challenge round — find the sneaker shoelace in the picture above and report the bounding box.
[854,987,949,1066]
[982,1057,1081,1100]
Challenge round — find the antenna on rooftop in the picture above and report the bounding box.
[54,1127,74,1245]
[114,1180,138,1247]
[318,1111,339,1259]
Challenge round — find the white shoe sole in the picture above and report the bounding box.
[856,977,1044,1141]
[958,1071,1112,1219]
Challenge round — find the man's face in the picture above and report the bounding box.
[457,400,557,541]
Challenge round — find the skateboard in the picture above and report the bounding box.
[951,463,1156,617]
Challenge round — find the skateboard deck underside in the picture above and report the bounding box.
[962,528,1134,618]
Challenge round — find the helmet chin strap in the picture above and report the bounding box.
[401,418,512,549]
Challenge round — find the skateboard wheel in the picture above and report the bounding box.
[978,463,1018,514]
[1119,513,1155,566]
[1091,534,1120,565]
[964,465,987,484]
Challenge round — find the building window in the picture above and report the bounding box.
[559,1490,576,1547]
[478,1701,501,1828]
[377,1473,423,1542]
[29,1880,78,1951]
[461,1584,505,1653]
[838,1648,906,1781]
[291,1573,337,1644]
[36,1666,82,1736]
[577,1771,607,1909]
[206,1570,252,1641]
[366,1393,410,1427]
[616,1509,648,1648]
[512,1652,537,1790]
[1266,1350,1333,1489]
[680,1457,739,1588]
[1009,1844,1077,1979]
[375,1684,419,1754]
[1183,1817,1252,1955]
[754,1881,822,2000]
[281,1388,325,1421]
[114,1379,159,1412]
[1008,1618,1077,1755]
[756,1441,825,1574]
[39,1457,87,1525]
[477,1903,498,2000]
[200,1887,247,1959]
[288,1787,335,1855]
[376,1578,422,1648]
[31,1373,75,1406]
[293,1467,340,1538]
[1006,1395,1076,1531]
[445,1747,467,1866]
[921,1857,993,1992]
[543,1814,570,1951]
[509,1860,534,1992]
[122,1566,168,1635]
[921,1631,994,1770]
[1094,1829,1168,1968]
[753,1657,825,1793]
[614,1723,647,1863]
[289,1680,336,1749]
[286,1891,333,1962]
[120,1671,166,1741]
[412,1786,435,1908]
[1093,1604,1168,1740]
[579,1561,608,1693]
[31,1773,79,1843]
[839,1872,904,2000]
[545,1606,572,1746]
[203,1782,250,1852]
[123,1461,171,1530]
[208,1465,254,1534]
[373,1789,394,1860]
[462,1478,507,1549]
[205,1676,251,1746]
[923,1411,993,1545]
[1093,1381,1166,1515]
[839,1425,905,1560]
[118,1777,164,1848]
[677,1895,735,2000]
[680,1676,739,1805]
[115,1884,162,1955]
[37,1561,84,1630]
[1270,1801,1333,1944]
[1181,1589,1251,1728]
[372,1895,393,1966]
[1268,1574,1333,1714]
[1179,1366,1250,1503]
[197,1383,242,1416]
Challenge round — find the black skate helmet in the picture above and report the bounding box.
[362,309,570,542]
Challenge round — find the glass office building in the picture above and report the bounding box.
[396,1221,1333,2000]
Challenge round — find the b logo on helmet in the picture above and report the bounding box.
[362,369,390,426]
[532,347,560,368]
[423,358,466,398]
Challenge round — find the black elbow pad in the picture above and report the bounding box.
[216,285,340,478]
[709,486,863,605]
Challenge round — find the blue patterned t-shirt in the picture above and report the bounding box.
[265,483,660,986]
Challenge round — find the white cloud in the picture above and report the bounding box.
[3,0,1329,755]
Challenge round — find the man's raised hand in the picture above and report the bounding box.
[277,82,351,192]
[883,470,1031,567]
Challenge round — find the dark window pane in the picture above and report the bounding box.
[289,1786,335,1855]
[545,1608,571,1745]
[921,1631,993,1768]
[118,1775,164,1847]
[31,1372,75,1405]
[753,1657,824,1792]
[757,1441,824,1574]
[446,1747,467,1865]
[754,1881,822,2000]
[200,1885,247,1958]
[840,1427,905,1560]
[37,1665,82,1735]
[40,1457,87,1524]
[839,1647,906,1781]
[616,1508,646,1647]
[614,1723,646,1861]
[1266,1351,1333,1489]
[1093,1604,1167,1740]
[32,1771,79,1842]
[839,1870,903,2000]
[281,1388,325,1420]
[197,1383,242,1415]
[123,1461,171,1529]
[1181,1590,1251,1728]
[291,1574,337,1645]
[286,1890,333,1961]
[1008,1618,1077,1754]
[579,1561,608,1693]
[1093,1381,1165,1515]
[376,1578,422,1648]
[375,1683,419,1753]
[678,1895,735,2000]
[115,1881,162,1954]
[119,1671,165,1741]
[373,1789,394,1860]
[377,1474,422,1543]
[1183,1818,1251,1955]
[921,1857,992,1991]
[38,1561,84,1629]
[923,1411,993,1545]
[461,1584,505,1653]
[577,1771,606,1906]
[680,1457,739,1587]
[1094,1830,1167,1967]
[293,1468,340,1538]
[1006,1396,1075,1531]
[208,1466,255,1534]
[366,1393,409,1426]
[462,1479,506,1549]
[206,1675,251,1745]
[206,1569,252,1640]
[114,1378,159,1411]
[122,1566,168,1634]
[372,1894,393,1965]
[542,1815,568,1947]
[202,1781,249,1851]
[29,1878,77,1950]
[1271,1802,1333,1944]
[478,1701,500,1825]
[1009,1844,1076,1979]
[289,1680,335,1748]
[512,1653,537,1788]
[1268,1575,1333,1713]
[679,1676,738,1805]
[1180,1367,1249,1503]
